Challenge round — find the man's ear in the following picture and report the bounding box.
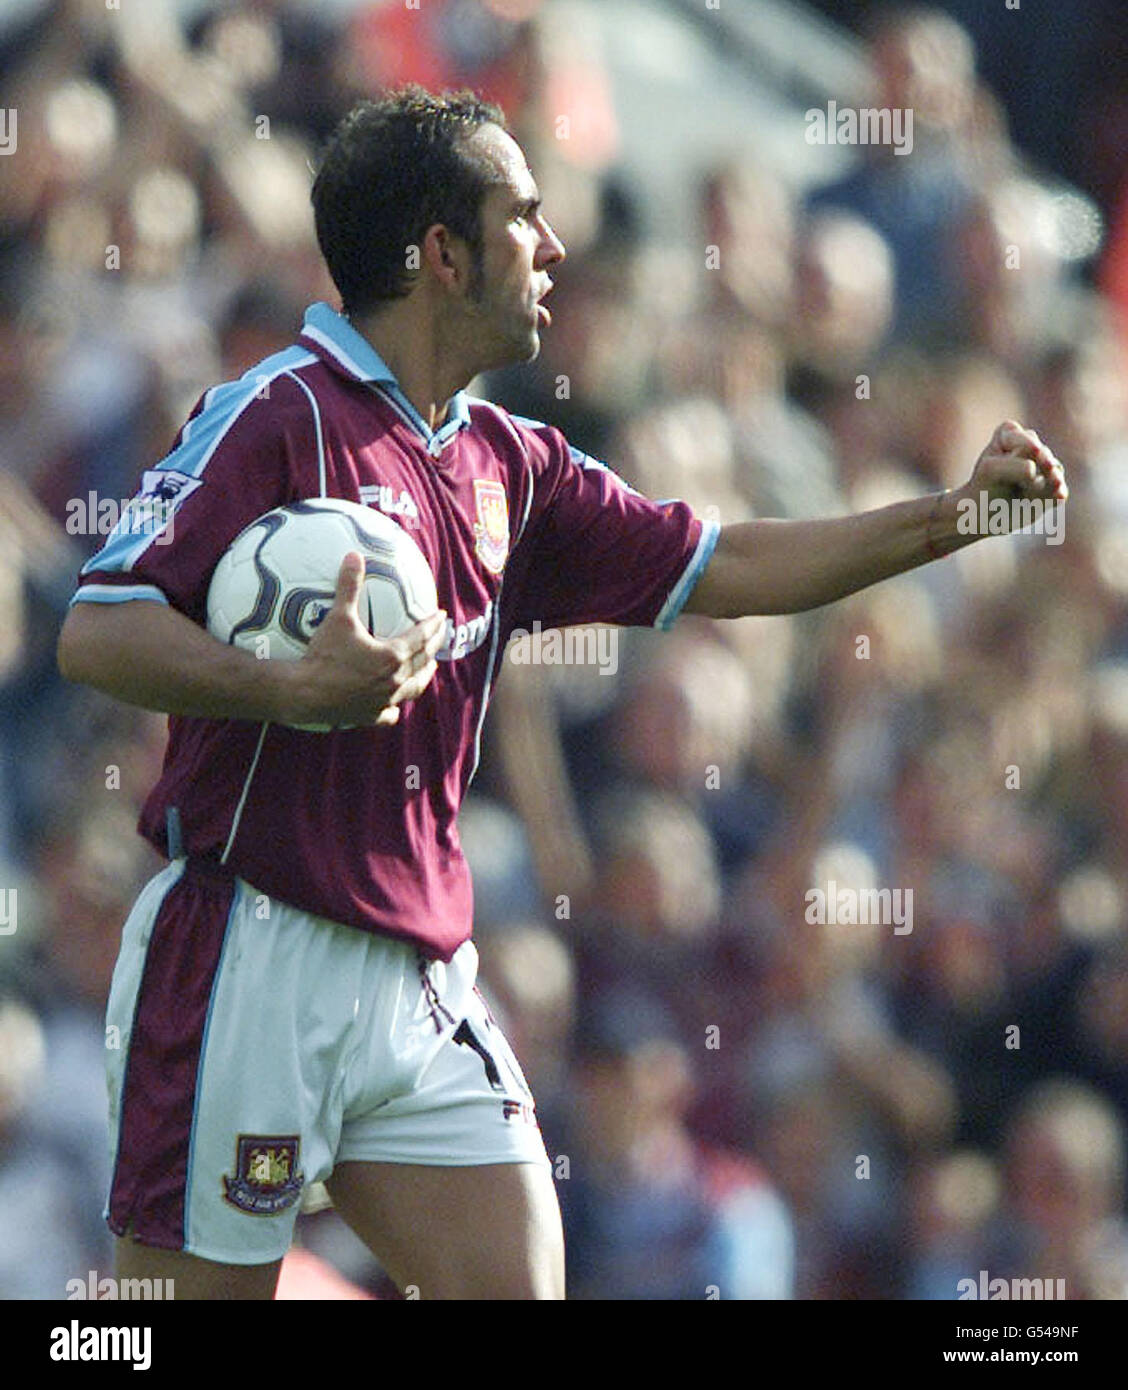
[420,225,469,290]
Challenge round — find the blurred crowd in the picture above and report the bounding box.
[2,0,1128,1300]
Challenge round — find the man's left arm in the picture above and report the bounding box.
[684,422,1068,619]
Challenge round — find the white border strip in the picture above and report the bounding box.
[220,723,270,865]
[70,583,169,606]
[655,518,721,630]
[301,321,375,384]
[282,370,327,497]
[368,382,431,442]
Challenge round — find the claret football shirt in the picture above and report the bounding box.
[73,302,719,959]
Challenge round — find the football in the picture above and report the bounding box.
[207,497,439,730]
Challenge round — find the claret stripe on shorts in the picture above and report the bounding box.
[107,860,236,1248]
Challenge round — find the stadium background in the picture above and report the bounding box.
[2,0,1128,1300]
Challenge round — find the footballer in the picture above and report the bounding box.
[56,88,1067,1300]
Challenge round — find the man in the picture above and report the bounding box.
[56,88,1067,1301]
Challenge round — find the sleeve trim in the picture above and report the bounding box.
[654,518,721,631]
[70,583,170,607]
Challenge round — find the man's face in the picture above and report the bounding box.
[455,124,565,370]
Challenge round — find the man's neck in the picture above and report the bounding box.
[352,303,468,433]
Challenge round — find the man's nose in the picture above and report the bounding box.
[536,217,566,267]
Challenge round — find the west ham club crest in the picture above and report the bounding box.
[472,479,509,575]
[222,1135,304,1215]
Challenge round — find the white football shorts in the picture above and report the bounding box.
[104,857,549,1265]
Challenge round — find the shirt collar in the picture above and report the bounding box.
[298,301,470,451]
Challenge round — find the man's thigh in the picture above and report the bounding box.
[325,1160,565,1300]
[330,945,561,1298]
[115,1237,282,1301]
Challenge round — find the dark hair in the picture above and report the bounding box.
[311,87,507,316]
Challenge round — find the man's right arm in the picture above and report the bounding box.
[57,553,446,728]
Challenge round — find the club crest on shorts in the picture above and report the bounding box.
[222,1135,304,1215]
[472,479,509,575]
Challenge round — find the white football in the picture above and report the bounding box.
[207,497,438,731]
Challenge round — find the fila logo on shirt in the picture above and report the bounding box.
[359,483,419,524]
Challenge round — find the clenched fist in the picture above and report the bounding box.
[966,420,1068,507]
